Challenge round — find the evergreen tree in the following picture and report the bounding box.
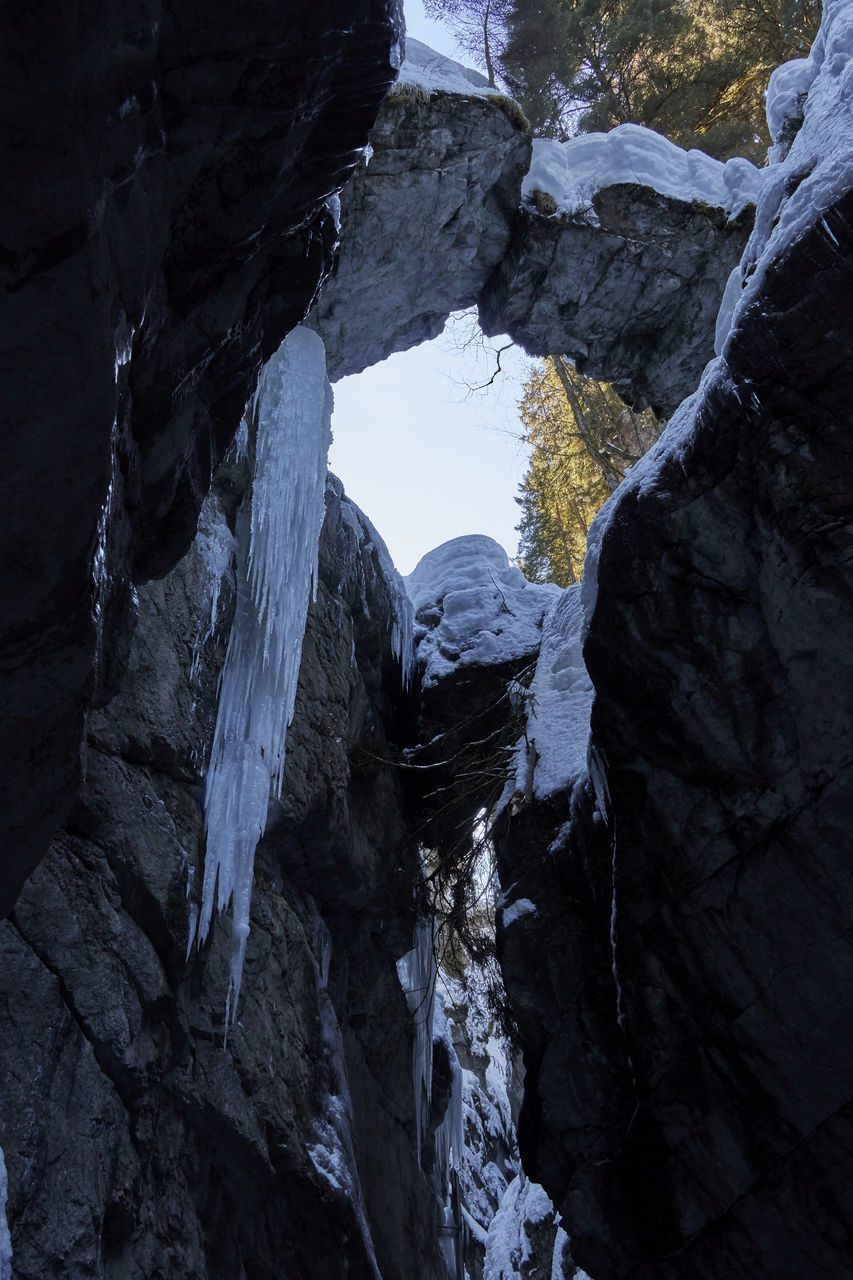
[516,359,660,585]
[501,0,820,159]
[424,0,820,161]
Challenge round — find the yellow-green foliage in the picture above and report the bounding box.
[527,188,559,218]
[516,359,660,586]
[485,93,530,133]
[387,79,431,107]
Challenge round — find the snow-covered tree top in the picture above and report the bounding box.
[405,535,559,688]
[398,36,501,98]
[523,125,764,224]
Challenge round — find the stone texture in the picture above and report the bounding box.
[479,187,752,416]
[310,84,532,380]
[0,476,449,1280]
[493,186,853,1280]
[0,0,400,919]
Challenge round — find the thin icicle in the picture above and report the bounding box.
[397,917,437,1165]
[433,992,465,1197]
[195,325,333,1029]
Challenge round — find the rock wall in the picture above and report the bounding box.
[311,76,752,416]
[0,477,448,1280]
[492,37,853,1280]
[0,0,400,917]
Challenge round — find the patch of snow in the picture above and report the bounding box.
[195,326,332,1029]
[405,535,559,688]
[484,1173,556,1279]
[720,0,853,350]
[523,124,764,224]
[500,897,537,928]
[0,1147,11,1280]
[514,584,593,802]
[765,56,816,145]
[399,36,501,98]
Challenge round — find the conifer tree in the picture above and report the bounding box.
[515,359,660,585]
[423,0,820,161]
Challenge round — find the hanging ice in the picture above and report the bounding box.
[397,917,437,1166]
[0,1146,11,1280]
[195,325,333,1027]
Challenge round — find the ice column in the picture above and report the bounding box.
[0,1146,11,1280]
[196,325,333,1026]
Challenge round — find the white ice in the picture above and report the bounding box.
[405,535,559,688]
[523,124,764,224]
[397,917,437,1166]
[510,584,593,803]
[196,325,332,1028]
[399,36,501,98]
[0,1147,11,1280]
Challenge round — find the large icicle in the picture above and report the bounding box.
[196,325,333,1026]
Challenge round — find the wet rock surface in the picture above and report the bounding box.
[0,0,400,918]
[0,478,448,1280]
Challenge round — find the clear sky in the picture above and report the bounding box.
[327,3,531,578]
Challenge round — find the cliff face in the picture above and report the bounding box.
[0,0,400,917]
[3,8,853,1280]
[490,15,853,1275]
[0,476,449,1279]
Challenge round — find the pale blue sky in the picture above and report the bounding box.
[327,3,531,578]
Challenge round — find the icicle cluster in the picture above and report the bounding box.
[195,326,333,1027]
[397,918,437,1165]
[433,993,464,1197]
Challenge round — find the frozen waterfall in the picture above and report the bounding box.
[195,325,333,1028]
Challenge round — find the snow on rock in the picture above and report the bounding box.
[523,124,763,224]
[511,584,594,803]
[405,536,560,688]
[398,36,501,98]
[0,1147,11,1280]
[721,0,853,348]
[765,56,816,146]
[483,1172,557,1280]
[196,325,332,1027]
[500,897,537,929]
[337,493,414,684]
[588,0,853,578]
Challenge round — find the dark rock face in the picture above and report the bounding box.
[495,189,853,1280]
[479,187,752,417]
[0,478,448,1280]
[0,0,400,919]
